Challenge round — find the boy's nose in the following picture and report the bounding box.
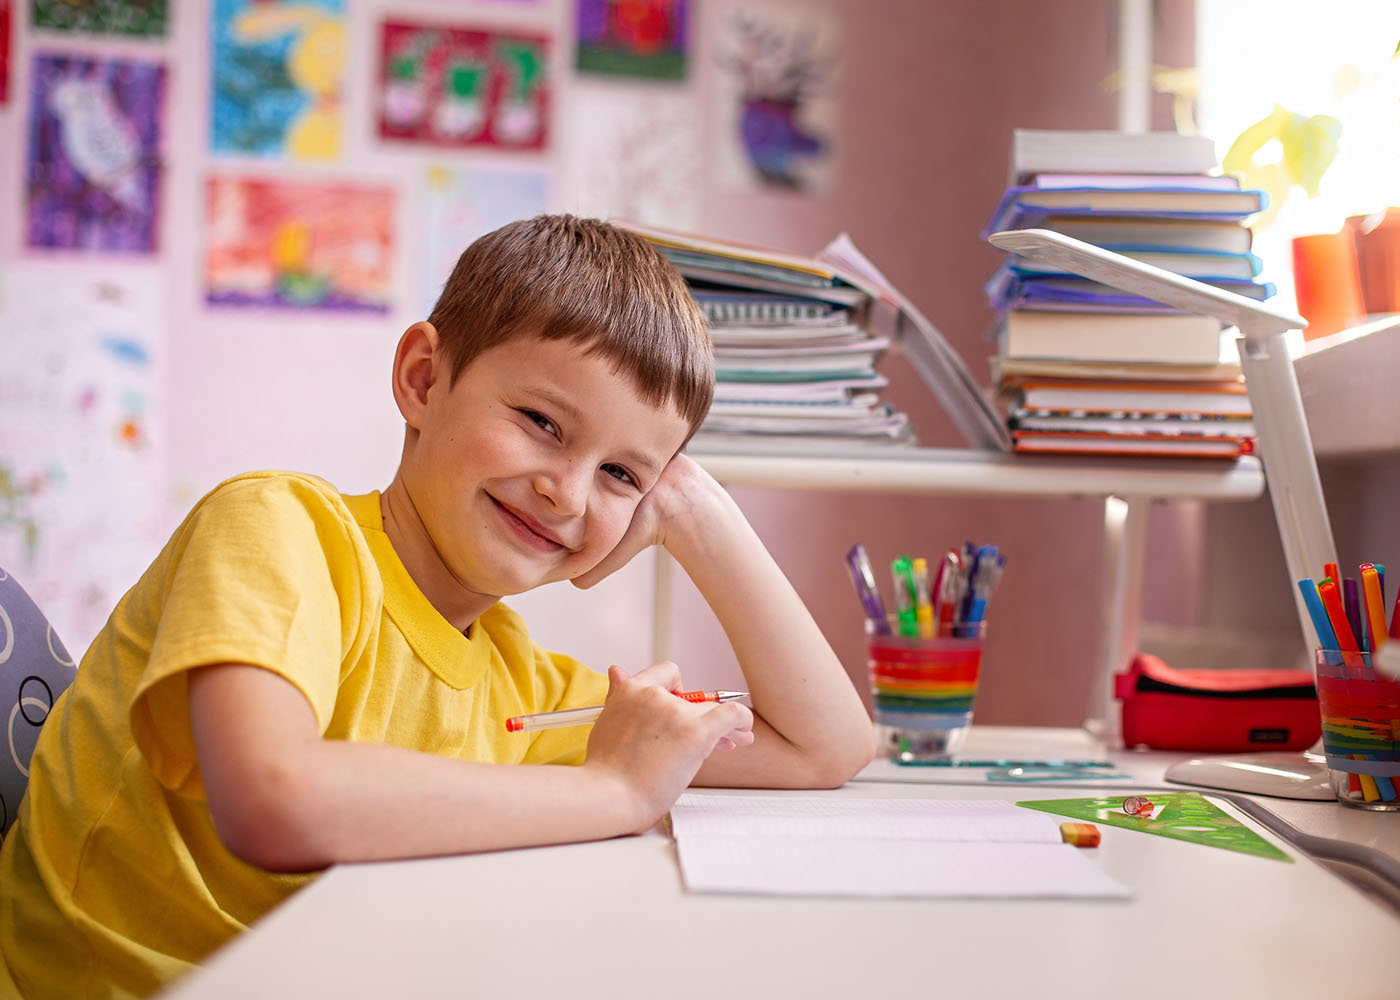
[534,463,589,517]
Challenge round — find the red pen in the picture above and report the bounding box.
[1318,578,1358,652]
[928,557,947,634]
[505,690,748,733]
[935,550,962,637]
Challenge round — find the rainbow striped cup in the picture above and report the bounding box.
[1315,648,1400,810]
[867,620,987,762]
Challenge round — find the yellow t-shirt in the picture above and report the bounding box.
[0,471,609,999]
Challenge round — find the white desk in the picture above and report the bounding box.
[162,729,1400,1000]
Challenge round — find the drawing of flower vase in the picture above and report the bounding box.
[432,60,486,140]
[738,96,824,189]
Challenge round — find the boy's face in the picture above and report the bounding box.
[406,332,692,599]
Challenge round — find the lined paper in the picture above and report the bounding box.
[669,795,1131,900]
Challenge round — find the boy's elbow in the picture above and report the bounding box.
[836,727,878,785]
[208,757,333,874]
[803,724,877,789]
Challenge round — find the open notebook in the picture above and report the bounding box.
[669,794,1130,900]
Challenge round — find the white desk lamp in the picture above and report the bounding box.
[988,228,1397,799]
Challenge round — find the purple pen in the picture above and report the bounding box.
[1343,577,1365,653]
[846,543,891,634]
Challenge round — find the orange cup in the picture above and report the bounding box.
[1292,231,1366,340]
[1348,210,1400,315]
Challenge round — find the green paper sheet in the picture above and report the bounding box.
[1016,792,1292,862]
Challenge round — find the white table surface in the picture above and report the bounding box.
[161,727,1400,1000]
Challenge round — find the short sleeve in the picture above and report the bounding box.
[130,474,376,796]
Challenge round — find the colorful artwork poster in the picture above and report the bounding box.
[210,0,345,160]
[30,0,168,38]
[0,1,11,105]
[713,2,838,193]
[204,176,395,314]
[378,20,549,151]
[423,165,548,317]
[576,0,688,81]
[0,265,166,656]
[566,89,700,232]
[26,53,166,253]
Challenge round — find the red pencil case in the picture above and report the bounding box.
[1114,653,1320,752]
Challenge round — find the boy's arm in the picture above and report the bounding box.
[573,454,876,789]
[188,660,750,872]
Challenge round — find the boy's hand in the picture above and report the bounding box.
[572,453,723,589]
[583,664,753,832]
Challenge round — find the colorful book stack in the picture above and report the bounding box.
[981,129,1274,459]
[617,221,915,452]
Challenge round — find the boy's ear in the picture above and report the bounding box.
[391,321,442,428]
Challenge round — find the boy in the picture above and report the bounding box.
[0,215,875,998]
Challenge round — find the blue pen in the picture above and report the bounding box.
[964,546,1005,628]
[1298,579,1339,664]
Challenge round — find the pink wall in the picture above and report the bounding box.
[667,0,1199,726]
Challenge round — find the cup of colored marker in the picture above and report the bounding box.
[1313,647,1400,810]
[865,616,987,763]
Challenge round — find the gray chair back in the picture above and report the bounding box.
[0,568,77,839]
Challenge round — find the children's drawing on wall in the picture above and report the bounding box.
[422,166,548,317]
[30,0,168,37]
[566,89,700,231]
[0,1,11,104]
[713,2,838,193]
[210,0,344,160]
[0,265,166,655]
[575,0,688,81]
[26,53,166,253]
[378,20,549,151]
[203,176,394,313]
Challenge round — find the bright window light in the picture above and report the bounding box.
[1195,0,1400,322]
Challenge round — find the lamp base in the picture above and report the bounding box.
[1164,750,1335,801]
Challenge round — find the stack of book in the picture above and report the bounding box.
[981,129,1273,459]
[617,221,916,452]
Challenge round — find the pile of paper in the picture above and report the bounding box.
[619,221,915,452]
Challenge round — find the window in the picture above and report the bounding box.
[1195,0,1400,328]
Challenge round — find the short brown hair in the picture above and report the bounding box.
[427,215,713,438]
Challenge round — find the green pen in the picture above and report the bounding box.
[890,555,920,638]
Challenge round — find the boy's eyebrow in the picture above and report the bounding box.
[526,384,583,424]
[526,385,665,478]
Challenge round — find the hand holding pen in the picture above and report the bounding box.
[574,665,756,835]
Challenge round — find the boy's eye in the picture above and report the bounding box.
[601,463,637,488]
[523,410,557,436]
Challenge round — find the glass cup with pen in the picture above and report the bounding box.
[1314,646,1400,809]
[848,543,1004,763]
[1299,562,1400,810]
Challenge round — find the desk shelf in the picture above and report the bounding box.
[690,447,1265,502]
[1295,316,1400,458]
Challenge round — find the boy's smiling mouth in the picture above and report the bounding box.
[489,494,572,552]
